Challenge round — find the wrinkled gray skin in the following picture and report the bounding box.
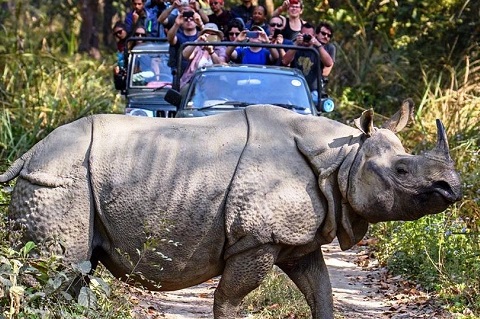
[1,101,462,318]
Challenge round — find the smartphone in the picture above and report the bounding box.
[206,34,219,42]
[273,28,282,37]
[183,11,194,18]
[180,0,189,6]
[246,31,259,39]
[290,0,299,4]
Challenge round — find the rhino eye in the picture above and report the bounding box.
[396,167,408,175]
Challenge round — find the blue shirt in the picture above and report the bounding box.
[235,47,271,65]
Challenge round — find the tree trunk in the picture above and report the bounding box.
[103,0,117,50]
[78,0,101,59]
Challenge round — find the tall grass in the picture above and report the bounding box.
[0,53,124,160]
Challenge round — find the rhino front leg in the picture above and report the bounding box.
[277,249,334,319]
[214,244,280,318]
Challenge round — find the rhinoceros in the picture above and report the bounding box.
[1,101,461,318]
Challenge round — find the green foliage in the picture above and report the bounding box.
[243,268,311,318]
[0,53,124,160]
[0,241,134,318]
[313,0,479,116]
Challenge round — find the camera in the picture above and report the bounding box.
[302,34,312,42]
[246,31,259,39]
[183,10,194,18]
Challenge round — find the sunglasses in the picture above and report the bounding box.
[229,32,240,36]
[320,31,332,38]
[210,1,220,5]
[135,32,146,36]
[269,23,283,28]
[114,30,124,37]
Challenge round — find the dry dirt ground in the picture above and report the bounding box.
[125,240,459,319]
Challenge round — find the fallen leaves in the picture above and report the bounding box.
[346,239,453,318]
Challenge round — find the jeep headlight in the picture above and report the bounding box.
[125,108,155,117]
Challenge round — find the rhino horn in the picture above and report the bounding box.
[425,119,453,163]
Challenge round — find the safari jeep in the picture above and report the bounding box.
[114,38,176,118]
[166,64,320,117]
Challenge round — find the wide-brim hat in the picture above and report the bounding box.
[250,25,265,33]
[199,23,224,39]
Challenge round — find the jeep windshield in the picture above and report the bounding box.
[184,71,313,114]
[130,52,172,89]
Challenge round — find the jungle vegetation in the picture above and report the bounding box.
[0,0,478,317]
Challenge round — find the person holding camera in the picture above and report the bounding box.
[281,22,333,91]
[180,23,228,87]
[167,9,202,81]
[157,0,208,32]
[268,16,292,64]
[225,26,279,65]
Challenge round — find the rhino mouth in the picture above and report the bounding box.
[429,180,462,203]
[413,181,461,217]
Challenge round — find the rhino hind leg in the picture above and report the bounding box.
[213,244,280,318]
[277,249,334,319]
[9,172,94,265]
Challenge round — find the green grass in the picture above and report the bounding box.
[242,267,311,318]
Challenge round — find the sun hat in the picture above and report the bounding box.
[199,23,224,39]
[250,25,265,33]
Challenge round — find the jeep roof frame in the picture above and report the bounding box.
[175,41,324,109]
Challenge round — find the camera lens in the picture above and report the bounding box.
[303,34,312,42]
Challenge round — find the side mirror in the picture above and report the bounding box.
[164,88,182,107]
[312,91,335,113]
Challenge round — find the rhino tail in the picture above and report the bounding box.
[0,157,26,183]
[0,145,38,183]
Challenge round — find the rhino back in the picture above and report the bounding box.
[88,113,248,288]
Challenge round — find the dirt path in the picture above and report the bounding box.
[128,240,456,319]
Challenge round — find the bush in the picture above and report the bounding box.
[0,241,134,318]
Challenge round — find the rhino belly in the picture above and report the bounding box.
[95,206,227,291]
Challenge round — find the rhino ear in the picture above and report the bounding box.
[354,109,375,136]
[382,98,415,133]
